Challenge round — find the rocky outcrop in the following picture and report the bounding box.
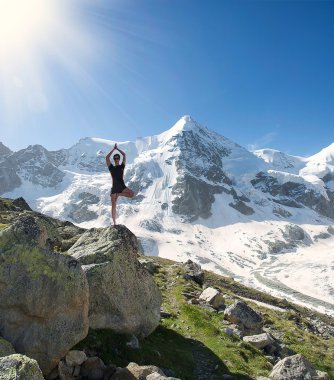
[69,225,162,337]
[68,192,100,223]
[0,215,89,375]
[269,354,329,379]
[0,354,44,380]
[251,172,334,220]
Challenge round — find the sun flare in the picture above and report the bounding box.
[0,0,58,58]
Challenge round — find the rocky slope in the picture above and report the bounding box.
[0,198,333,380]
[1,117,334,315]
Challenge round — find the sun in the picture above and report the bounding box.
[0,0,57,58]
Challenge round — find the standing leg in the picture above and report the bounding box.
[111,193,118,226]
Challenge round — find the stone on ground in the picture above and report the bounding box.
[243,333,275,349]
[126,362,165,380]
[182,260,204,285]
[269,354,329,380]
[224,301,263,334]
[199,287,225,309]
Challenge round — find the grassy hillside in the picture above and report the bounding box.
[75,257,334,380]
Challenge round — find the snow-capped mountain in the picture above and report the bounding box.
[1,116,334,315]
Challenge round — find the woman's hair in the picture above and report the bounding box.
[113,154,120,160]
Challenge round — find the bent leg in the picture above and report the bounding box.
[119,187,135,198]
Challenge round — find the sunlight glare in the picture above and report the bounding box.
[0,0,56,58]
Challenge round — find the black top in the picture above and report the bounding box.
[108,163,125,188]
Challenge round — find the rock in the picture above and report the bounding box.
[80,356,106,380]
[126,336,140,349]
[243,333,275,349]
[146,373,181,380]
[182,259,204,285]
[0,336,15,357]
[65,350,87,366]
[224,301,263,334]
[0,215,89,375]
[139,258,160,274]
[12,197,32,211]
[0,354,44,380]
[72,225,161,337]
[160,310,173,318]
[69,224,138,265]
[126,362,165,380]
[282,224,306,242]
[110,367,137,380]
[199,287,225,309]
[58,360,75,380]
[269,354,329,379]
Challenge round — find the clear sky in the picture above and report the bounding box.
[1,0,333,156]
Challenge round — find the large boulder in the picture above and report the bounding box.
[0,354,44,380]
[224,301,263,334]
[0,215,89,375]
[69,225,162,337]
[269,354,329,380]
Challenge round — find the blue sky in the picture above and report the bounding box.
[1,0,333,156]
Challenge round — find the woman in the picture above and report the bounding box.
[106,143,134,226]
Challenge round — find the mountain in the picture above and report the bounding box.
[1,116,334,315]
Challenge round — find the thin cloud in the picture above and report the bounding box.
[247,132,277,152]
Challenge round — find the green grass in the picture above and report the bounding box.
[0,223,8,229]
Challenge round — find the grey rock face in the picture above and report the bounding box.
[172,174,224,221]
[0,354,44,380]
[0,215,89,375]
[167,127,234,221]
[252,172,334,220]
[71,225,162,337]
[224,301,263,334]
[68,192,100,223]
[282,224,306,242]
[15,144,65,187]
[0,159,22,194]
[229,200,254,215]
[0,144,65,195]
[269,354,329,380]
[0,142,12,157]
[139,219,163,232]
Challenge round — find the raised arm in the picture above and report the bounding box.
[117,145,126,166]
[106,144,117,167]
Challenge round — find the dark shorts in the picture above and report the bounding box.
[110,184,127,195]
